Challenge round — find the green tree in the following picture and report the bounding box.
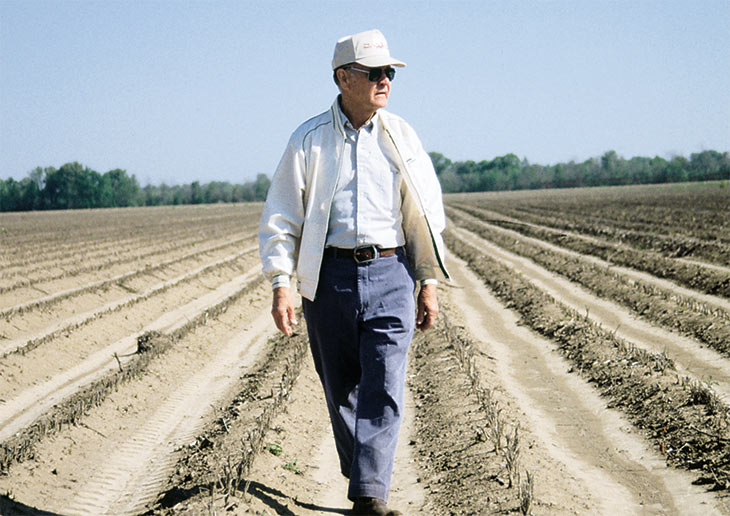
[102,169,140,207]
[690,150,726,181]
[28,166,47,190]
[190,181,204,204]
[19,178,40,210]
[664,156,690,183]
[600,150,630,185]
[253,174,271,200]
[0,179,21,211]
[428,152,453,176]
[43,162,81,209]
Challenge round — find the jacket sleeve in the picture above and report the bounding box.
[258,136,307,286]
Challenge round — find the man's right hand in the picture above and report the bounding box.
[271,286,297,336]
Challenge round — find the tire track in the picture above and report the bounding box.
[64,309,274,515]
[0,266,262,444]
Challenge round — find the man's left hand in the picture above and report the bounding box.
[416,283,438,331]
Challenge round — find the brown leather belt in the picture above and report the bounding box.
[324,245,398,263]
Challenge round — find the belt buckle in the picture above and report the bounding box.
[353,245,378,264]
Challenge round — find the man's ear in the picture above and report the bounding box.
[337,68,350,90]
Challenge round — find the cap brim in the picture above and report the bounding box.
[355,56,406,68]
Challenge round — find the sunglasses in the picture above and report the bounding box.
[347,66,396,82]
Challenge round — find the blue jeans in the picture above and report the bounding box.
[302,248,416,502]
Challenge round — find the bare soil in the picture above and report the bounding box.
[1,200,729,515]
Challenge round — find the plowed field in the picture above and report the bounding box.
[1,182,729,515]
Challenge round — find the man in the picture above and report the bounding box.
[259,29,449,516]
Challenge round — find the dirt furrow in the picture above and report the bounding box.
[0,231,256,306]
[0,245,257,357]
[447,227,730,491]
[149,295,540,514]
[0,218,257,278]
[448,208,730,358]
[450,206,730,311]
[0,235,257,316]
[677,257,730,274]
[64,309,274,515]
[447,185,730,263]
[0,275,273,514]
[453,226,730,400]
[0,232,216,292]
[1,232,196,280]
[0,252,261,402]
[0,206,260,259]
[234,357,426,515]
[0,267,262,445]
[444,250,726,515]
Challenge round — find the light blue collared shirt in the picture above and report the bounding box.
[325,109,406,250]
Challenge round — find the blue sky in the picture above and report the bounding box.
[1,0,728,186]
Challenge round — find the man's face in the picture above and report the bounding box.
[340,65,392,114]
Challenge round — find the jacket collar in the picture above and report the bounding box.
[330,97,346,137]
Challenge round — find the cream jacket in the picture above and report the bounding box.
[258,98,449,301]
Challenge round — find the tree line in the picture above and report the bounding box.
[430,149,729,193]
[0,162,271,212]
[2,150,728,212]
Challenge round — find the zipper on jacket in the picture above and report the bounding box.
[326,103,347,231]
[309,110,346,299]
[382,125,450,279]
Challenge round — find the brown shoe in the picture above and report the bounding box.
[351,497,403,516]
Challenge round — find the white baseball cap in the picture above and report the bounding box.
[332,29,406,70]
